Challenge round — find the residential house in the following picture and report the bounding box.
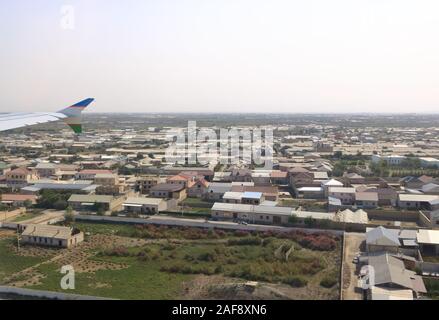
[6,168,39,188]
[229,168,252,183]
[343,172,366,184]
[420,157,439,168]
[35,163,60,178]
[297,186,324,199]
[366,226,401,253]
[355,192,379,209]
[371,154,407,166]
[375,188,398,206]
[241,192,265,205]
[230,185,279,202]
[401,175,437,190]
[211,202,293,225]
[186,177,209,198]
[328,187,356,205]
[75,169,113,180]
[94,173,126,195]
[122,197,171,214]
[166,173,197,188]
[135,175,165,194]
[398,194,439,210]
[150,183,187,202]
[417,229,439,255]
[20,224,84,248]
[365,253,426,299]
[0,194,37,207]
[205,182,232,201]
[269,171,288,185]
[68,194,125,212]
[0,162,11,175]
[223,191,244,204]
[321,179,344,196]
[421,183,439,195]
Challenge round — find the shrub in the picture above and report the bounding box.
[286,276,308,288]
[233,230,250,237]
[227,237,262,246]
[197,252,217,262]
[100,246,130,257]
[320,277,337,288]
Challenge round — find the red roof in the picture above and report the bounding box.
[79,169,112,175]
[1,194,37,202]
[270,171,287,178]
[7,167,31,175]
[167,174,191,181]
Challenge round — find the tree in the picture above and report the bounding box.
[23,199,33,209]
[288,214,299,225]
[64,206,75,223]
[97,206,105,216]
[304,216,316,227]
[54,199,68,210]
[334,151,343,159]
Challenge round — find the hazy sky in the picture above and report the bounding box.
[1,0,439,113]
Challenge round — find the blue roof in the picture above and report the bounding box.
[242,191,263,199]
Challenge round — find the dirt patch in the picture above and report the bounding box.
[341,233,365,300]
[181,274,338,300]
[3,234,147,287]
[0,230,15,239]
[89,282,112,289]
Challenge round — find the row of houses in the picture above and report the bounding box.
[358,225,439,300]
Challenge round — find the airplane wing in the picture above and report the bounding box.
[0,98,94,133]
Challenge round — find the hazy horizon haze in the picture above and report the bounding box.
[1,0,438,114]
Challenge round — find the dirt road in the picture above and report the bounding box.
[341,232,365,300]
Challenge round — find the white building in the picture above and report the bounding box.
[371,154,406,166]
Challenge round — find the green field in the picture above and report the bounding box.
[0,239,46,283]
[12,212,44,222]
[0,222,341,299]
[424,278,439,300]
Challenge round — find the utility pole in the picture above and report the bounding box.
[16,226,21,251]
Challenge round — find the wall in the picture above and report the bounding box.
[0,286,110,300]
[367,209,420,222]
[0,208,26,222]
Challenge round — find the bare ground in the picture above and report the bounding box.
[341,232,365,300]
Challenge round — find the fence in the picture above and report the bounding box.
[0,208,26,222]
[0,286,112,300]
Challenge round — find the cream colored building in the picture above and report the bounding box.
[20,224,84,248]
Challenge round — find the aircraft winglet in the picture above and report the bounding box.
[58,98,94,133]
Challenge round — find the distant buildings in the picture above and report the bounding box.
[68,194,125,212]
[371,154,407,166]
[122,197,172,214]
[5,168,38,188]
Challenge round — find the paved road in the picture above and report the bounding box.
[75,214,346,236]
[19,210,65,225]
[342,232,365,300]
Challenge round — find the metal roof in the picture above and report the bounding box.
[242,191,263,199]
[123,197,163,206]
[366,226,400,247]
[417,229,439,245]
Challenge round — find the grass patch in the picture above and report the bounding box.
[424,278,439,300]
[29,261,192,299]
[0,238,46,283]
[12,212,44,222]
[0,222,340,299]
